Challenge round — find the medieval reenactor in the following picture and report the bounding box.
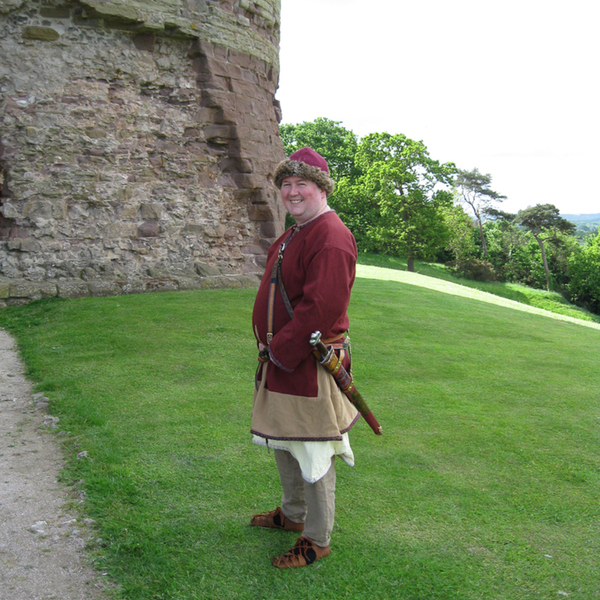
[250,147,380,568]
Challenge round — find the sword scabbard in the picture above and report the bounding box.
[310,331,382,436]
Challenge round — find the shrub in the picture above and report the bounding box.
[566,233,600,314]
[451,257,497,282]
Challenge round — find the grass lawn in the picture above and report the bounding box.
[1,268,599,600]
[356,253,600,324]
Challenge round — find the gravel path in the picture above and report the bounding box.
[0,329,109,600]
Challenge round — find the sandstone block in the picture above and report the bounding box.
[18,238,41,253]
[204,224,226,238]
[0,201,19,219]
[23,200,53,220]
[86,281,122,296]
[57,281,90,299]
[260,221,277,238]
[137,220,160,237]
[0,1,25,15]
[10,281,57,299]
[39,6,71,18]
[195,262,221,277]
[119,279,146,295]
[248,202,274,222]
[22,26,60,41]
[79,1,141,23]
[243,244,265,255]
[182,223,204,234]
[139,203,163,220]
[144,278,178,292]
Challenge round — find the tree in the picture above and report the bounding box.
[351,132,456,271]
[330,175,379,251]
[515,204,576,291]
[567,231,600,314]
[279,118,359,182]
[485,207,517,222]
[455,168,506,257]
[440,204,477,270]
[482,219,529,282]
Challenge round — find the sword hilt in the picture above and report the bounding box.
[309,331,323,347]
[310,331,334,364]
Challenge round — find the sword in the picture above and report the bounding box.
[310,331,383,436]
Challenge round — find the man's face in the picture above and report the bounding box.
[280,176,327,225]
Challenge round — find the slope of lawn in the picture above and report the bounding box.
[0,269,599,600]
[357,253,600,325]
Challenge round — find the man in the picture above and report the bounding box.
[250,147,359,568]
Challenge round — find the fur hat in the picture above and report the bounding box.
[274,147,335,196]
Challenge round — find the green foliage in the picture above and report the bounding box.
[346,132,456,269]
[1,279,600,599]
[277,118,595,313]
[516,204,576,237]
[331,176,380,251]
[279,117,359,182]
[452,257,498,282]
[516,204,577,291]
[546,231,581,288]
[278,121,456,267]
[502,236,547,288]
[482,221,579,291]
[467,214,588,308]
[482,220,528,279]
[567,231,600,313]
[455,168,506,209]
[440,204,477,268]
[571,220,599,245]
[454,168,506,256]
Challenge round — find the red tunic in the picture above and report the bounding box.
[251,211,360,442]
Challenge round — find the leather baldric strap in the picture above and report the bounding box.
[266,226,297,344]
[265,225,351,366]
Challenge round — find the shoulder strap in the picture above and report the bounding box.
[266,227,297,344]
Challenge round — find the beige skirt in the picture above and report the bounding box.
[251,361,360,442]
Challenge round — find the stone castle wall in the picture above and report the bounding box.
[0,0,286,306]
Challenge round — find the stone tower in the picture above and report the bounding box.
[0,0,286,306]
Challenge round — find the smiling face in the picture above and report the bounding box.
[280,176,328,225]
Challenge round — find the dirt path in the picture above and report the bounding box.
[0,329,109,600]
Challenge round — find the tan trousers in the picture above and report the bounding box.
[274,449,336,547]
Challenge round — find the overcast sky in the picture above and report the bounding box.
[276,0,600,216]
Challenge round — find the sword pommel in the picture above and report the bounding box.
[309,331,322,347]
[310,331,333,364]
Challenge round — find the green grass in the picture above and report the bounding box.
[357,253,600,324]
[1,275,599,599]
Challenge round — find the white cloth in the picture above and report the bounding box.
[252,433,355,484]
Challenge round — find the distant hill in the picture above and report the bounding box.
[563,213,600,222]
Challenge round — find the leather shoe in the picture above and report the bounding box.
[250,507,304,532]
[272,536,331,568]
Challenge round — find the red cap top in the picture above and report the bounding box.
[288,147,330,175]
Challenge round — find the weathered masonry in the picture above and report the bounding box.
[0,0,286,306]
